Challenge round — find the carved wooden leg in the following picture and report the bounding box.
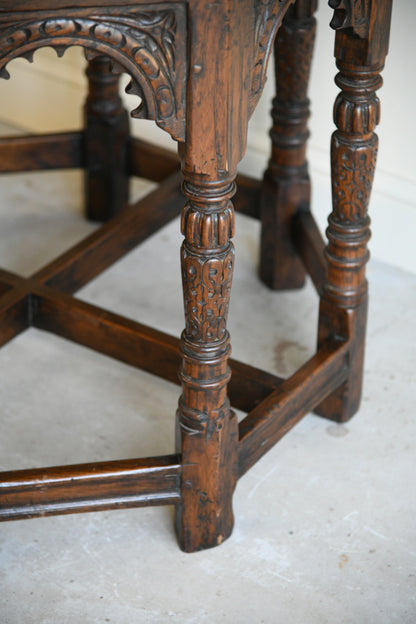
[259,0,317,290]
[174,172,239,553]
[84,56,129,222]
[315,0,392,422]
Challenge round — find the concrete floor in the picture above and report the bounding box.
[0,161,415,622]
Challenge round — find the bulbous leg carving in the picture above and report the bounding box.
[84,56,129,222]
[175,176,239,552]
[259,0,317,290]
[316,0,391,421]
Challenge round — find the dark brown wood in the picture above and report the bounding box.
[33,283,183,382]
[0,1,170,8]
[0,456,181,520]
[0,288,30,347]
[31,270,283,412]
[174,0,245,551]
[234,174,262,219]
[0,282,11,297]
[0,269,32,346]
[259,0,317,290]
[128,137,263,218]
[172,0,296,550]
[293,210,326,295]
[0,0,392,551]
[0,132,83,173]
[238,339,349,476]
[315,0,392,422]
[176,169,252,550]
[34,171,183,294]
[128,137,179,181]
[229,359,283,413]
[0,267,283,420]
[0,6,188,141]
[84,56,130,221]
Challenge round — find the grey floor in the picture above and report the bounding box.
[0,161,415,622]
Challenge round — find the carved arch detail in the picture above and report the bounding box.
[249,0,295,115]
[0,5,187,141]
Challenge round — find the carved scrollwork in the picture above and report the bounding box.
[249,0,294,114]
[329,0,371,39]
[0,5,186,141]
[181,244,234,343]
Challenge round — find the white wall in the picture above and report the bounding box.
[0,2,414,273]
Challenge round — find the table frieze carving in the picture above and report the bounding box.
[249,0,294,113]
[0,5,187,141]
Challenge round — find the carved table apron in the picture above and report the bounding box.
[0,0,392,552]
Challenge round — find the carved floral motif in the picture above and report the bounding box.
[0,6,186,141]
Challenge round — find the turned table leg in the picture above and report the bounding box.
[171,0,263,553]
[316,0,392,422]
[174,171,239,552]
[84,56,129,222]
[259,0,317,290]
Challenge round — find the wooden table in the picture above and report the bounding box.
[0,0,392,552]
